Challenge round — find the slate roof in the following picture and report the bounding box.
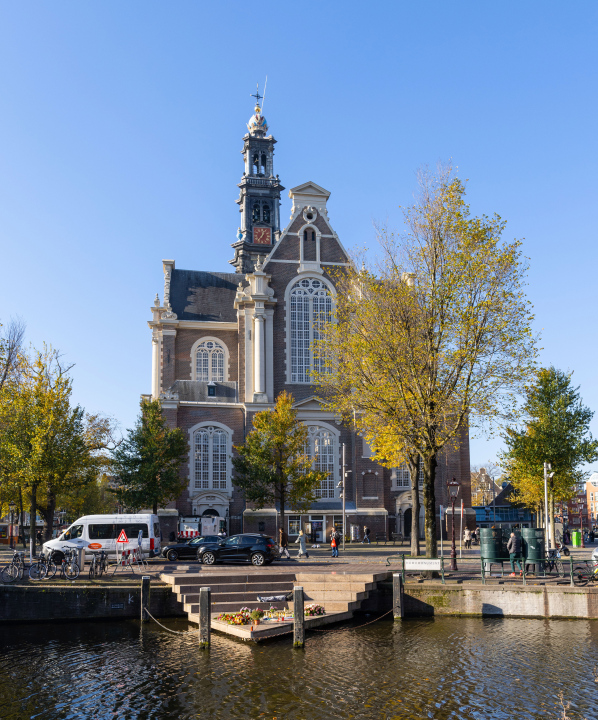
[170,269,240,322]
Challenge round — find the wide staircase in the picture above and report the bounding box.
[160,569,388,625]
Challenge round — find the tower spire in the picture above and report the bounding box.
[230,91,284,273]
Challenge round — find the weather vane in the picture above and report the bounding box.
[250,77,267,111]
[250,83,263,106]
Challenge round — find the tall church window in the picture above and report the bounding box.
[261,153,267,174]
[289,277,333,383]
[393,458,424,488]
[193,426,229,490]
[262,203,271,223]
[252,202,260,223]
[305,426,336,499]
[195,340,225,382]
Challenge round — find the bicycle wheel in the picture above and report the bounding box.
[44,561,57,580]
[1,564,19,583]
[97,558,105,578]
[65,561,80,580]
[573,568,588,586]
[28,562,47,580]
[555,560,565,578]
[88,560,96,580]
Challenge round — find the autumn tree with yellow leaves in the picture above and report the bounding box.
[314,167,538,558]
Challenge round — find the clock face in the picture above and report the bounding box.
[253,227,271,245]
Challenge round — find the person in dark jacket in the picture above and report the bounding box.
[362,526,371,544]
[507,532,523,575]
[279,528,291,559]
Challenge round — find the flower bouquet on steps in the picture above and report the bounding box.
[304,604,326,617]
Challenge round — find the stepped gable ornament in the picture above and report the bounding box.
[161,303,177,320]
[154,293,161,307]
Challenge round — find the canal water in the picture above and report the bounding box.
[1,616,597,720]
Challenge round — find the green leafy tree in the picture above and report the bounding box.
[501,367,598,545]
[232,392,329,535]
[314,167,538,557]
[111,399,188,515]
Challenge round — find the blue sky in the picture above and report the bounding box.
[1,2,597,471]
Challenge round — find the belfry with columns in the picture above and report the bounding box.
[147,97,473,542]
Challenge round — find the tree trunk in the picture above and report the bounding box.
[278,482,285,544]
[423,453,438,558]
[18,486,26,549]
[39,491,56,542]
[408,456,420,556]
[153,500,158,515]
[29,483,38,561]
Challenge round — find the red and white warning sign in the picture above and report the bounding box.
[117,529,129,543]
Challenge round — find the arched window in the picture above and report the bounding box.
[289,277,332,383]
[306,425,336,499]
[252,202,260,222]
[195,340,225,382]
[262,203,271,223]
[193,426,229,490]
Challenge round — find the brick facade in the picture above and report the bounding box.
[146,118,471,543]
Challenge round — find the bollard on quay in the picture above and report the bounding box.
[293,586,304,648]
[141,576,151,622]
[199,586,211,649]
[393,573,404,620]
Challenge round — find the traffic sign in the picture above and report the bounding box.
[117,529,129,543]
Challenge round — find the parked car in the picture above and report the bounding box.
[162,536,221,562]
[591,546,598,568]
[196,533,279,566]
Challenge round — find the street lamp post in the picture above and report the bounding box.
[9,501,15,550]
[447,478,460,572]
[580,499,586,548]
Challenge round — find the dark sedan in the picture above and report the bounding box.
[162,536,221,562]
[197,534,279,566]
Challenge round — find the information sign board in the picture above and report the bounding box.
[404,558,442,571]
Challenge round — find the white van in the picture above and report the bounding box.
[42,514,162,559]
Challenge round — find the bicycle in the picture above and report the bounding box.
[572,560,598,586]
[542,548,566,578]
[1,550,47,582]
[38,550,59,580]
[59,547,80,580]
[88,550,108,579]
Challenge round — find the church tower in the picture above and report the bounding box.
[230,94,284,273]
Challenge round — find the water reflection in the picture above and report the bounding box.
[0,616,596,720]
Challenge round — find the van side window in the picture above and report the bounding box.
[63,525,83,540]
[113,524,149,539]
[154,523,161,539]
[89,524,114,540]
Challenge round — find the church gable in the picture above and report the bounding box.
[263,181,350,272]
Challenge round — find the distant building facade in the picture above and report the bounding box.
[146,100,472,541]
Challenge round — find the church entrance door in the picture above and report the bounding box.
[404,508,412,538]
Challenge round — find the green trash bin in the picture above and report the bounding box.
[522,528,545,571]
[480,527,504,563]
[571,531,581,548]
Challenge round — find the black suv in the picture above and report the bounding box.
[161,536,221,562]
[197,534,279,566]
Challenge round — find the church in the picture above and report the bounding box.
[147,98,472,543]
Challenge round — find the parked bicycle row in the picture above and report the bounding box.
[0,547,113,583]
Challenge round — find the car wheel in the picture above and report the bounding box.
[202,552,216,565]
[251,552,265,566]
[167,549,178,562]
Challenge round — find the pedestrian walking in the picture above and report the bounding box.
[507,532,523,576]
[330,532,338,558]
[362,526,371,544]
[279,527,291,559]
[295,529,309,558]
[464,528,472,550]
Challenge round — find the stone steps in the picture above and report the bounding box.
[159,569,390,630]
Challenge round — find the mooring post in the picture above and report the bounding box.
[392,573,404,620]
[293,586,304,648]
[141,575,151,622]
[199,586,211,649]
[570,556,574,587]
